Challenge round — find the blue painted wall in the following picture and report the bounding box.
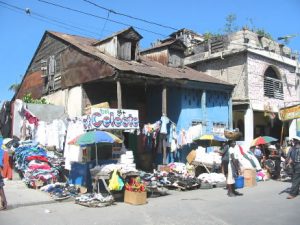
[145,87,230,134]
[205,90,229,132]
[173,88,203,132]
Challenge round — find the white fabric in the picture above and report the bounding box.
[227,161,235,184]
[160,116,170,134]
[64,119,84,170]
[228,145,240,161]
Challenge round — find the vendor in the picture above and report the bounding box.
[264,145,281,180]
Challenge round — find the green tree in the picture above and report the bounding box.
[8,83,20,93]
[224,14,238,34]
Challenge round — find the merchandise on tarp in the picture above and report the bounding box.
[14,142,61,188]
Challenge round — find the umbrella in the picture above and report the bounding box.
[250,136,277,147]
[193,134,227,147]
[68,130,123,165]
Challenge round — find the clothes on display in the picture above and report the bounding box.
[14,142,61,188]
[64,118,84,170]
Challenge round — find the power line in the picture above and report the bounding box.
[38,0,168,37]
[83,0,178,31]
[0,1,102,38]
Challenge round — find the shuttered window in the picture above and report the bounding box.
[263,67,283,100]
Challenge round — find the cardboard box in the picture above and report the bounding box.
[243,169,257,187]
[158,165,171,172]
[124,190,147,205]
[186,150,196,164]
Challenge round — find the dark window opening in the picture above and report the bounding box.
[264,67,283,100]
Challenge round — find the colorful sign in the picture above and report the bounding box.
[83,108,139,130]
[279,104,300,121]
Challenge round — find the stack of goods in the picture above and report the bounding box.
[40,182,80,200]
[119,151,137,173]
[197,173,226,187]
[166,172,201,190]
[194,147,221,166]
[140,164,201,191]
[14,142,60,188]
[75,193,114,207]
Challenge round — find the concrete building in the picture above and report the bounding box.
[179,29,300,147]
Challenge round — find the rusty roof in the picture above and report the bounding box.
[141,38,186,53]
[48,31,233,87]
[92,27,143,46]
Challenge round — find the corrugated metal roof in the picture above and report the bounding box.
[92,27,143,46]
[141,39,186,53]
[48,31,233,87]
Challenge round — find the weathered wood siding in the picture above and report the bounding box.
[143,49,169,65]
[16,71,43,99]
[60,48,115,88]
[95,37,118,58]
[169,50,184,67]
[27,34,67,94]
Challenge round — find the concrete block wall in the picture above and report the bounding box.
[247,52,298,112]
[196,53,247,101]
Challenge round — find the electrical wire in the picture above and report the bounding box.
[83,0,178,31]
[0,1,102,38]
[38,0,168,37]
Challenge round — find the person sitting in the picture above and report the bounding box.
[265,145,281,180]
[254,145,263,165]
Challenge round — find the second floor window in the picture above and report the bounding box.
[264,67,283,100]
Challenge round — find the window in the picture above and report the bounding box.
[263,67,283,100]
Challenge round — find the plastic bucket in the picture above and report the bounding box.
[235,176,244,189]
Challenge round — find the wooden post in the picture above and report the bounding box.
[117,80,122,109]
[280,123,284,146]
[162,86,167,164]
[162,86,167,114]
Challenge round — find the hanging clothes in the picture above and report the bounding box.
[64,119,84,170]
[1,151,13,180]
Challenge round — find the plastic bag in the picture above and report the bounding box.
[108,169,124,191]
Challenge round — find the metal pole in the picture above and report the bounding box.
[96,143,98,165]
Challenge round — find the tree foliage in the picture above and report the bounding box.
[22,93,48,104]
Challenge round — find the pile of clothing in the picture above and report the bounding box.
[75,193,114,207]
[14,142,60,188]
[41,182,79,200]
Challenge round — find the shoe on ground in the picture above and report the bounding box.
[234,191,243,196]
[286,195,296,199]
[227,192,236,197]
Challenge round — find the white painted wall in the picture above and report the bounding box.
[95,37,118,58]
[244,108,254,149]
[44,86,83,117]
[247,53,299,112]
[67,86,83,117]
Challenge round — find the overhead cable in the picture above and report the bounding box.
[38,0,167,37]
[83,0,178,31]
[0,1,101,38]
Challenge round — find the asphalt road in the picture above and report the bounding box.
[0,180,299,225]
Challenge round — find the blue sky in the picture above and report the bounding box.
[0,0,299,104]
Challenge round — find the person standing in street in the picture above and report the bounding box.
[226,140,243,197]
[286,136,300,199]
[0,166,7,210]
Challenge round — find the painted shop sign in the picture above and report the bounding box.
[82,108,139,130]
[279,104,300,121]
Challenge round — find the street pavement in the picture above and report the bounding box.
[0,178,299,225]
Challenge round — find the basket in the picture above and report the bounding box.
[224,130,242,140]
